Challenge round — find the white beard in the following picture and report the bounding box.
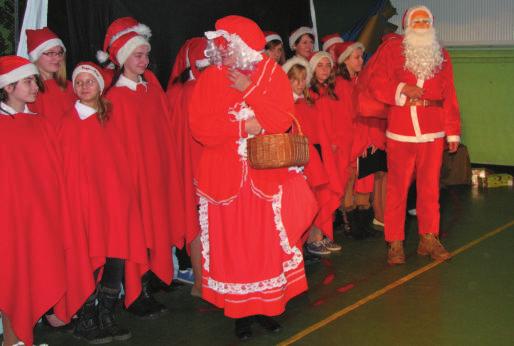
[403,27,443,80]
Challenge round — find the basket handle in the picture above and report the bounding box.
[287,112,304,136]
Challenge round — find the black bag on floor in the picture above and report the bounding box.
[440,144,472,186]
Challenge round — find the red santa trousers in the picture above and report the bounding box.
[199,174,316,318]
[384,138,444,242]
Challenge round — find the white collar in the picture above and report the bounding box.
[0,102,36,115]
[293,92,304,102]
[74,100,97,120]
[115,74,147,91]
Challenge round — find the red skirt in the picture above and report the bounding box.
[199,173,317,318]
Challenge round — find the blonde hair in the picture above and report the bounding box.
[287,64,313,105]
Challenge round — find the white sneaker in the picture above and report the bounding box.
[407,208,417,216]
[372,218,385,228]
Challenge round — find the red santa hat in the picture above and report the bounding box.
[212,15,266,51]
[26,27,66,62]
[96,17,152,67]
[289,26,314,51]
[187,37,209,79]
[282,56,312,84]
[0,55,39,89]
[264,31,282,44]
[308,51,333,71]
[321,33,343,52]
[402,5,434,29]
[72,62,106,93]
[333,41,365,64]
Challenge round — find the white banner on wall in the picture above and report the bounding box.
[390,0,514,46]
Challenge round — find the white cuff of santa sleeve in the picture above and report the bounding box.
[446,135,460,143]
[395,82,407,106]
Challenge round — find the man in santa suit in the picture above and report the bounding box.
[367,5,461,265]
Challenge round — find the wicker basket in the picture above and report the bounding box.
[247,113,309,169]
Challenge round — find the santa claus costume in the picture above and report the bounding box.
[0,56,94,346]
[283,56,343,254]
[367,6,460,264]
[59,62,151,343]
[97,17,185,317]
[166,37,210,296]
[189,15,317,340]
[26,27,76,130]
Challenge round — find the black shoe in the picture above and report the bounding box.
[356,208,381,238]
[235,317,253,340]
[254,315,281,333]
[74,292,113,344]
[97,285,132,341]
[126,274,169,319]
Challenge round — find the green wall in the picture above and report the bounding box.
[449,47,514,166]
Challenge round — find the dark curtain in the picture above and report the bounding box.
[48,0,312,87]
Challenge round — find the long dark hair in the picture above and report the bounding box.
[310,68,338,100]
[337,63,352,81]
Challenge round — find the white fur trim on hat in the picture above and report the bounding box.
[109,23,152,48]
[0,63,39,89]
[117,35,151,67]
[403,5,434,29]
[322,37,343,52]
[289,27,314,51]
[309,51,333,71]
[337,42,365,64]
[72,64,105,93]
[266,34,282,43]
[282,56,312,86]
[29,38,66,62]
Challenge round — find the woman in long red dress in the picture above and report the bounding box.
[59,62,150,343]
[97,17,184,319]
[0,55,94,346]
[189,15,318,340]
[283,57,343,256]
[26,27,76,130]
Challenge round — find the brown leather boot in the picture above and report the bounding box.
[417,233,452,261]
[387,241,405,265]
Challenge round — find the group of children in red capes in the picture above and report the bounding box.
[2,5,460,344]
[1,16,187,345]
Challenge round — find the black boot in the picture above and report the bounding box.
[97,285,132,341]
[74,292,113,344]
[126,273,169,319]
[357,208,381,238]
[234,317,253,340]
[345,209,366,239]
[254,315,281,333]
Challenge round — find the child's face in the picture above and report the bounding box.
[124,45,150,77]
[290,74,307,96]
[6,75,39,104]
[315,57,332,83]
[74,72,100,106]
[36,45,64,76]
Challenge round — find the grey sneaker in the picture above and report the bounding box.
[306,241,331,255]
[322,238,342,252]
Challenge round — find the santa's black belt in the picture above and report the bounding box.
[407,99,443,107]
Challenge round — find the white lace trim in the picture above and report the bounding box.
[199,184,304,295]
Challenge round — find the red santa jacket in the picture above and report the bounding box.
[368,36,461,143]
[189,55,295,202]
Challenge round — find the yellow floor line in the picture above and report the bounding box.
[278,219,514,346]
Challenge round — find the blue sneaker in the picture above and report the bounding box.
[176,268,195,285]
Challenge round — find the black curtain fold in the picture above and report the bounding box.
[48,0,312,87]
